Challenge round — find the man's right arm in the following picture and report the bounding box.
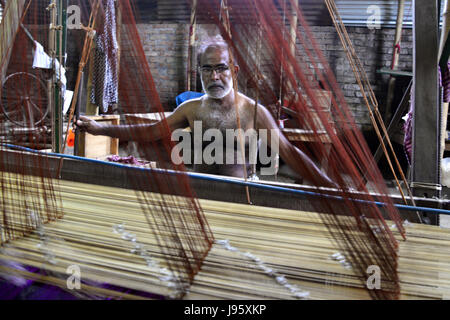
[75,104,191,142]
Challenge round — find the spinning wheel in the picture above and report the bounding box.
[0,72,49,127]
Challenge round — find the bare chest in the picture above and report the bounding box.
[188,104,254,134]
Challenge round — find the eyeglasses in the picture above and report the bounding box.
[199,64,230,75]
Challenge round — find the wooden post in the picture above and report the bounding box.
[115,0,122,110]
[48,0,60,153]
[289,0,298,67]
[412,0,441,224]
[285,0,298,96]
[384,0,406,123]
[187,0,197,92]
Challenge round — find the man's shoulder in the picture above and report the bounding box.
[237,92,257,107]
[175,96,204,112]
[237,92,267,111]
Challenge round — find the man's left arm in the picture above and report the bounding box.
[256,105,337,188]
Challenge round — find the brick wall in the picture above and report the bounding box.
[137,24,190,109]
[310,26,413,131]
[137,23,413,131]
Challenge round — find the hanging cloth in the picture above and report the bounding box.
[403,62,450,164]
[90,0,119,113]
[32,41,67,97]
[441,62,450,103]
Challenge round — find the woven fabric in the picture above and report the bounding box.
[441,62,450,103]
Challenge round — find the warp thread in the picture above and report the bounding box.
[215,239,310,299]
[113,223,189,298]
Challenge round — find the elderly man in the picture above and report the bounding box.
[75,39,335,187]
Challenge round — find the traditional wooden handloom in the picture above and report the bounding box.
[0,0,449,300]
[1,171,449,300]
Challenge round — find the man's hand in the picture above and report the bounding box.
[74,115,104,135]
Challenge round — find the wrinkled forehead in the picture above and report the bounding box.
[200,46,230,66]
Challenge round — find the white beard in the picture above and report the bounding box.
[202,77,233,99]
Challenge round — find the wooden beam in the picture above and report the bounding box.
[377,68,413,77]
[412,0,441,224]
[384,0,406,123]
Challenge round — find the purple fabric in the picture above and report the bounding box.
[107,155,147,166]
[1,263,165,300]
[403,62,450,163]
[440,62,450,103]
[0,265,78,300]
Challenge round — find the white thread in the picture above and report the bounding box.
[113,223,189,298]
[371,226,382,233]
[215,239,310,299]
[393,219,412,230]
[331,252,352,270]
[331,252,341,259]
[32,211,57,265]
